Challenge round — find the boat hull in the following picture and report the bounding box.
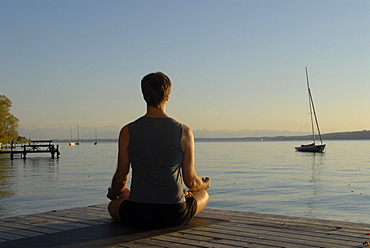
[295,144,326,152]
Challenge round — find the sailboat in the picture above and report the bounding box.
[69,123,80,146]
[69,125,75,146]
[75,123,80,145]
[295,67,326,153]
[94,128,98,145]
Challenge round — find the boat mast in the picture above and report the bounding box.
[77,122,80,143]
[305,67,323,144]
[94,128,98,145]
[306,67,315,144]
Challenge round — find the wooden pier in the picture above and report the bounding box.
[1,204,370,247]
[0,140,60,159]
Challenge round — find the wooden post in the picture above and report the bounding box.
[23,145,27,159]
[51,145,55,159]
[10,142,13,160]
[56,145,60,158]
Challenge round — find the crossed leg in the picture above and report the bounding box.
[107,188,130,222]
[188,189,210,216]
[107,188,209,222]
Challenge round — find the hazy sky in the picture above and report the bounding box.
[2,0,369,134]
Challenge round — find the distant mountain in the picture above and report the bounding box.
[195,130,370,141]
[19,126,309,140]
[193,129,309,138]
[321,130,370,140]
[18,126,121,140]
[18,126,370,141]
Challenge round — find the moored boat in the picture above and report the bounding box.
[295,143,325,152]
[295,67,326,153]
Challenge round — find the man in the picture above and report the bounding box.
[107,72,210,228]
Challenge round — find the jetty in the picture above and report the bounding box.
[0,140,60,159]
[1,205,370,247]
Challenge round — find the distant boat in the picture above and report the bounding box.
[94,128,98,145]
[69,125,75,146]
[295,67,326,153]
[75,123,80,145]
[69,123,80,146]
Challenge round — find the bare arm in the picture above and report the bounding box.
[181,125,210,191]
[107,126,130,200]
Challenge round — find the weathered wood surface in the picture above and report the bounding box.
[0,205,110,242]
[1,205,370,247]
[114,208,370,248]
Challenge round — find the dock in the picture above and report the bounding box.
[1,204,370,247]
[0,140,60,159]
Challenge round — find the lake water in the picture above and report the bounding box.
[0,140,369,224]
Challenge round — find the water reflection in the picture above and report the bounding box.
[0,156,59,217]
[0,156,16,198]
[300,152,325,218]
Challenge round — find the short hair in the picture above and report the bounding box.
[141,72,172,108]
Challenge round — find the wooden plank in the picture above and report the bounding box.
[120,238,181,248]
[114,241,166,248]
[119,208,370,248]
[0,225,43,238]
[201,208,370,231]
[53,206,111,219]
[34,211,105,226]
[199,209,370,242]
[35,209,112,224]
[152,233,249,248]
[0,220,59,235]
[0,226,29,241]
[211,219,370,242]
[116,244,162,248]
[195,224,357,248]
[198,209,370,239]
[175,228,324,248]
[8,215,90,231]
[1,205,370,247]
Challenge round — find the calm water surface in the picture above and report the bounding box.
[0,140,369,223]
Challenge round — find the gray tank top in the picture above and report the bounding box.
[127,116,185,204]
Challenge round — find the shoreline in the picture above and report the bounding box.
[44,130,370,143]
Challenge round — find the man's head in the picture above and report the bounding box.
[141,72,172,108]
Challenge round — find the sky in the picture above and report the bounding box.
[1,0,369,138]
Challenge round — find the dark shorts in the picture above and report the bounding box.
[119,197,197,228]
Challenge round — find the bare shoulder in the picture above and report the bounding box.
[181,124,194,151]
[119,125,130,143]
[182,124,194,139]
[120,125,129,134]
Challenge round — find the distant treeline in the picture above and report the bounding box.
[196,130,370,142]
[53,130,370,143]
